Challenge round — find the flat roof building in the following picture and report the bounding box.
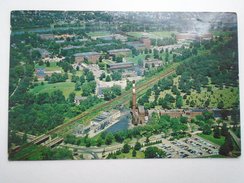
[74,52,101,64]
[126,41,146,50]
[108,49,132,57]
[108,62,134,70]
[144,59,164,69]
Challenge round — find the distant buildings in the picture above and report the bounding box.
[126,37,151,50]
[39,34,55,40]
[144,59,164,69]
[92,34,127,42]
[140,37,151,49]
[74,52,101,64]
[107,62,134,71]
[35,68,62,80]
[147,109,205,120]
[176,32,213,42]
[126,41,146,50]
[176,33,199,41]
[35,68,45,79]
[97,80,127,97]
[62,45,82,51]
[74,96,87,105]
[74,110,121,137]
[90,110,121,135]
[122,70,137,78]
[108,48,132,57]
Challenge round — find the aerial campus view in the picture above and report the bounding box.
[8,11,240,160]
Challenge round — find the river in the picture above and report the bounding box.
[105,112,131,133]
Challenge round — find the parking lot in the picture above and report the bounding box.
[156,136,219,158]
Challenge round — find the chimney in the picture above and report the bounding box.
[132,80,136,111]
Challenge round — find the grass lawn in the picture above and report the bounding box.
[197,133,225,146]
[30,82,82,98]
[116,149,145,159]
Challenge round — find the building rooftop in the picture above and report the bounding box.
[108,62,134,67]
[108,48,131,53]
[63,45,82,50]
[35,68,46,77]
[74,52,100,57]
[126,42,146,49]
[95,43,113,47]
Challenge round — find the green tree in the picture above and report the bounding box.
[105,75,111,82]
[105,133,114,145]
[111,85,122,96]
[219,133,233,156]
[71,74,79,83]
[176,95,183,109]
[45,61,50,67]
[202,124,212,135]
[99,73,106,80]
[217,101,224,109]
[96,137,103,147]
[134,142,142,151]
[213,126,221,139]
[82,81,96,96]
[111,72,122,81]
[68,92,75,103]
[50,90,65,104]
[75,81,81,91]
[86,71,95,82]
[122,143,130,153]
[144,146,165,158]
[221,123,228,137]
[80,75,85,85]
[132,149,137,157]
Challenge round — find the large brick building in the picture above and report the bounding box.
[74,52,101,64]
[140,37,151,49]
[126,37,151,51]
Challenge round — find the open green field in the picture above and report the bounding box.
[116,149,145,159]
[30,82,82,98]
[127,31,176,39]
[197,133,225,146]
